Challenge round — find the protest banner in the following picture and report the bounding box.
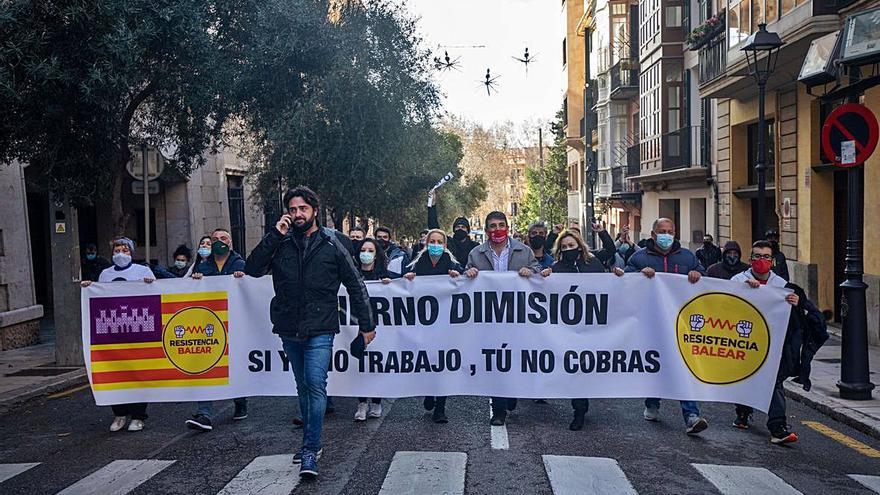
[81,272,792,411]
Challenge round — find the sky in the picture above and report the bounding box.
[407,0,565,136]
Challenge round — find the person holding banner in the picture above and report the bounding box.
[625,218,710,436]
[352,238,395,422]
[245,186,375,480]
[465,211,546,426]
[184,228,248,432]
[403,229,464,424]
[549,230,608,431]
[81,237,155,432]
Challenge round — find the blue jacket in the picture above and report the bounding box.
[624,239,706,275]
[197,251,246,276]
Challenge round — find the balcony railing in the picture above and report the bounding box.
[698,34,727,85]
[662,126,704,171]
[626,144,640,177]
[610,59,639,97]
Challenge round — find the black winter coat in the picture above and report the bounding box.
[245,227,373,339]
[197,251,246,276]
[406,251,463,276]
[427,206,479,264]
[781,284,829,389]
[551,256,605,274]
[706,260,750,280]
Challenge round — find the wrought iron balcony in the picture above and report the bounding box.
[698,34,727,85]
[626,144,640,177]
[610,59,639,99]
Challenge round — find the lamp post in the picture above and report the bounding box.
[741,24,784,238]
[586,159,598,248]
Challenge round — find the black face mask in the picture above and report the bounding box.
[291,217,315,234]
[453,229,468,241]
[724,254,740,267]
[529,235,546,249]
[703,240,713,247]
[561,249,580,263]
[378,239,390,251]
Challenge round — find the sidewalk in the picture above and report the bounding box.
[784,333,880,439]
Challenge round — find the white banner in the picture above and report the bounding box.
[81,272,792,412]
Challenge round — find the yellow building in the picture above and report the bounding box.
[697,0,880,343]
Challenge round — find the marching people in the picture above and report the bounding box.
[625,217,710,435]
[185,235,213,277]
[427,190,480,265]
[185,228,248,432]
[696,234,723,270]
[374,226,410,277]
[731,240,828,444]
[403,229,464,424]
[353,238,394,422]
[549,229,608,431]
[81,243,111,282]
[245,186,375,479]
[81,237,155,432]
[764,229,791,281]
[167,244,193,278]
[706,241,750,280]
[464,210,548,426]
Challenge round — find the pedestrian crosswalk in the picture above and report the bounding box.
[0,456,877,494]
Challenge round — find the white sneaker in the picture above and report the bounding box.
[643,406,660,422]
[110,416,127,432]
[354,402,368,421]
[127,419,145,432]
[368,402,382,418]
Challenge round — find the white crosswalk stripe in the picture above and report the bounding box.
[216,454,299,495]
[378,451,467,495]
[692,463,802,495]
[850,474,880,493]
[542,456,638,495]
[0,463,40,484]
[489,401,509,450]
[55,459,175,495]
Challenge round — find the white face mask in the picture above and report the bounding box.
[174,260,187,269]
[112,252,132,268]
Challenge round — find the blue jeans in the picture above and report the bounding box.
[645,398,701,424]
[282,334,334,454]
[196,398,247,420]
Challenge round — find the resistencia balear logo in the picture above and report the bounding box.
[162,307,228,375]
[675,292,770,385]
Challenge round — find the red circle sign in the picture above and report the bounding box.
[821,103,879,168]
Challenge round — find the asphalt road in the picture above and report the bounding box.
[0,388,878,494]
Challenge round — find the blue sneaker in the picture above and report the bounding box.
[292,448,322,464]
[299,450,318,478]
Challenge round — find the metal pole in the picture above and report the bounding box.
[838,166,875,399]
[755,81,767,240]
[539,127,545,221]
[142,144,150,265]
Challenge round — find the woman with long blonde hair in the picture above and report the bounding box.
[404,229,463,423]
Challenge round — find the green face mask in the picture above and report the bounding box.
[212,240,230,256]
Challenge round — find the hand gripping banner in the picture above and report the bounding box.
[81,272,792,411]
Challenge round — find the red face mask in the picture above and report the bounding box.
[489,228,509,244]
[751,258,772,275]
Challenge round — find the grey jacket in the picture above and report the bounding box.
[466,238,541,273]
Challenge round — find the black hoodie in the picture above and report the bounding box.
[706,241,750,280]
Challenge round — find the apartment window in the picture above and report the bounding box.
[751,0,764,31]
[227,175,247,256]
[766,0,778,23]
[668,86,682,132]
[666,6,682,27]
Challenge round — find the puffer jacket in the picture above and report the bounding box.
[245,227,373,340]
[624,239,706,275]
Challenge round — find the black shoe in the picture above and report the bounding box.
[534,399,548,404]
[185,414,212,431]
[292,416,303,428]
[506,399,517,411]
[770,426,798,445]
[490,410,507,426]
[233,402,248,421]
[432,407,448,424]
[733,411,751,429]
[569,412,586,431]
[423,396,435,411]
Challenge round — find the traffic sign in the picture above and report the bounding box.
[126,147,166,181]
[821,103,878,168]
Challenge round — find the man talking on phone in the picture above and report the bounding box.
[245,186,375,480]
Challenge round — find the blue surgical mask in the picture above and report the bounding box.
[655,233,675,250]
[85,253,97,261]
[198,247,211,258]
[174,260,187,269]
[427,244,444,257]
[617,244,630,254]
[359,251,375,265]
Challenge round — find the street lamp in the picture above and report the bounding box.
[586,158,598,248]
[741,23,785,238]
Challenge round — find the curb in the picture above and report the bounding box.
[0,369,88,414]
[784,381,880,441]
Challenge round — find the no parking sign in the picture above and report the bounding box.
[821,103,879,168]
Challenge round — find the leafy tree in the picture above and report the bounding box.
[517,110,569,231]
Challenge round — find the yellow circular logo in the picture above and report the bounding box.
[675,292,770,384]
[162,307,227,375]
